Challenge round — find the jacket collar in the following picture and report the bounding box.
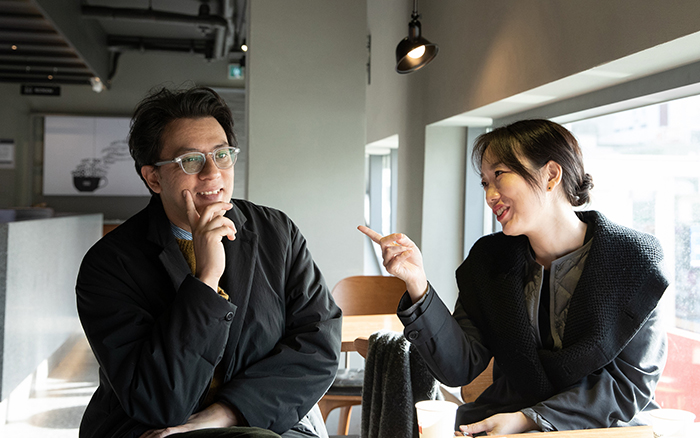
[144,195,257,298]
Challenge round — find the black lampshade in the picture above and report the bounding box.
[395,11,438,73]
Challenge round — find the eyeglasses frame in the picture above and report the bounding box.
[153,146,241,175]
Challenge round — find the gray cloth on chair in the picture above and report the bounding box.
[360,331,442,438]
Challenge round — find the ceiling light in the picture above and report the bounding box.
[11,44,18,50]
[90,77,104,93]
[47,75,53,80]
[395,0,438,74]
[407,45,425,59]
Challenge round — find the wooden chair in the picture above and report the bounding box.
[353,337,369,358]
[318,275,406,435]
[461,358,494,403]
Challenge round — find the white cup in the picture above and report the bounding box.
[415,400,459,438]
[649,408,696,437]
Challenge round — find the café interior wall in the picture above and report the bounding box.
[247,0,366,289]
[420,0,700,126]
[420,125,467,309]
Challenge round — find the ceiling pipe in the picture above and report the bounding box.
[81,5,227,31]
[107,36,210,56]
[209,0,236,60]
[212,1,225,59]
[104,36,246,58]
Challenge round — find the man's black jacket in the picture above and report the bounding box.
[76,196,341,438]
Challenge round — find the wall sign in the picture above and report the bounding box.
[21,85,61,96]
[43,116,150,196]
[0,139,15,169]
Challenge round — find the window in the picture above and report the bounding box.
[364,136,398,274]
[565,94,700,415]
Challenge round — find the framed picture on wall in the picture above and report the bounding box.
[43,115,150,196]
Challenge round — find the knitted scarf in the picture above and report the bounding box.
[457,211,667,403]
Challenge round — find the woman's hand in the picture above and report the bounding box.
[138,402,240,438]
[357,225,428,303]
[184,190,237,292]
[458,412,537,436]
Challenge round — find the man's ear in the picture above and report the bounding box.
[544,160,563,191]
[141,165,162,194]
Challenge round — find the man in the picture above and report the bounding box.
[76,86,341,438]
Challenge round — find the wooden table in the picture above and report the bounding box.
[341,313,403,352]
[486,426,653,437]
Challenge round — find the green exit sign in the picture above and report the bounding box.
[228,64,244,79]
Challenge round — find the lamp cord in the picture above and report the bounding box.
[411,0,420,21]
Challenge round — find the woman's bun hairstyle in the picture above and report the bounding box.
[574,172,594,207]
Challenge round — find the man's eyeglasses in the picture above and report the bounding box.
[154,146,240,175]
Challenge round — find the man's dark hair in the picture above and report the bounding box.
[128,86,237,193]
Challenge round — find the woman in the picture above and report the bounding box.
[359,119,668,436]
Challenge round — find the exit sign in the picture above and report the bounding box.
[228,64,244,79]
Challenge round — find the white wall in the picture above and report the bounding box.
[421,126,466,308]
[247,0,367,289]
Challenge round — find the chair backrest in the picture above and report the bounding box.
[353,337,369,358]
[331,275,406,316]
[461,358,494,403]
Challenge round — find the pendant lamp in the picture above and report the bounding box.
[395,0,439,74]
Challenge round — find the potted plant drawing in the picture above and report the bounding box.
[72,158,108,192]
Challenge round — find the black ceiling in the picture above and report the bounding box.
[0,0,247,88]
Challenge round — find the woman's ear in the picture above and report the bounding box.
[544,161,563,192]
[141,165,162,194]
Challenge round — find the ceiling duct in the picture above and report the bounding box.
[81,5,227,30]
[81,1,237,60]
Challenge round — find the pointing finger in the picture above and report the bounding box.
[357,225,383,244]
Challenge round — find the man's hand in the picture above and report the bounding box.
[458,412,538,436]
[138,402,241,438]
[357,225,428,303]
[184,190,236,292]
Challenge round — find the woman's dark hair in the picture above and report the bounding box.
[471,119,593,206]
[128,86,237,192]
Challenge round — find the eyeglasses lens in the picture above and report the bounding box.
[179,147,237,174]
[180,154,206,174]
[214,148,235,168]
